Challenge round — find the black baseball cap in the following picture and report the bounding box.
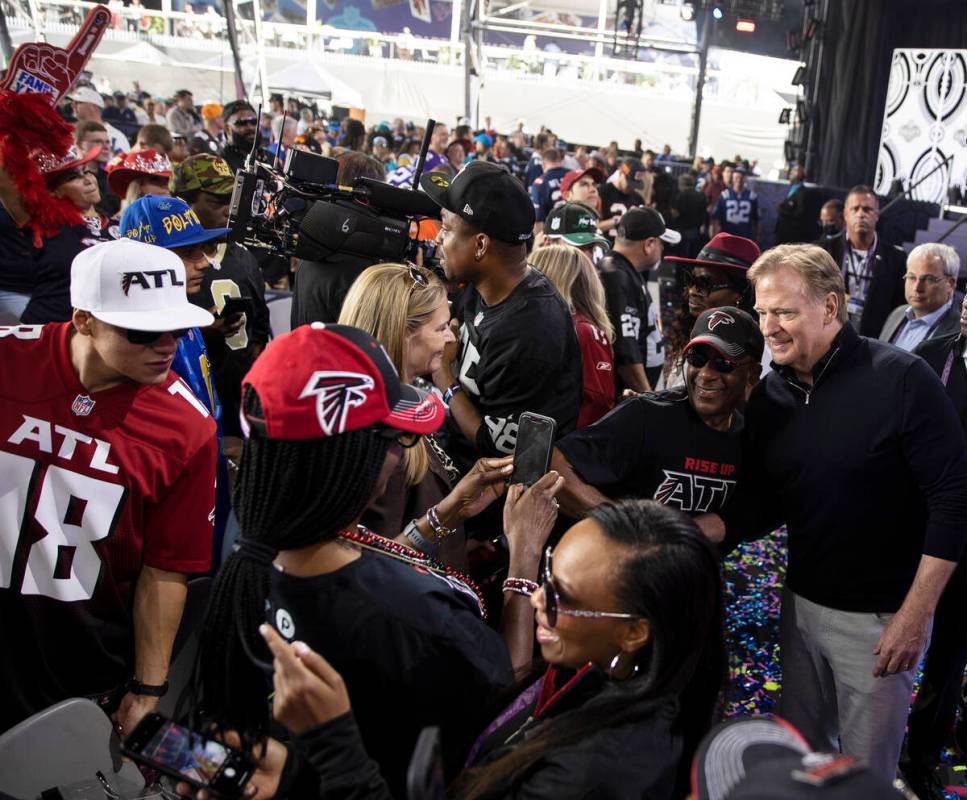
[692,716,903,800]
[616,207,682,245]
[420,161,535,244]
[685,306,764,362]
[618,157,645,189]
[544,202,610,248]
[222,100,256,121]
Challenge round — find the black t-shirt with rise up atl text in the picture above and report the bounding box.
[557,387,742,514]
[446,268,582,473]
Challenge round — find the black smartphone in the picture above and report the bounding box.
[121,713,253,798]
[511,412,557,488]
[218,296,253,319]
[407,726,445,800]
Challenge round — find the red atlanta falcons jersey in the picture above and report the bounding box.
[0,322,217,730]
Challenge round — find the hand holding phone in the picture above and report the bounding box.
[122,713,253,798]
[510,412,556,488]
[217,296,253,319]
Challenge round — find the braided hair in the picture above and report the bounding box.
[453,500,726,799]
[193,385,390,745]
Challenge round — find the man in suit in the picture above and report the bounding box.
[819,185,906,337]
[880,244,962,351]
[905,297,967,798]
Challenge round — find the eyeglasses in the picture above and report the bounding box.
[124,328,187,346]
[903,273,948,286]
[408,265,429,287]
[683,272,733,294]
[374,427,422,449]
[685,349,747,375]
[231,117,259,127]
[542,546,641,629]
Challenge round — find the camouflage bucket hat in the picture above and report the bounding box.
[169,154,236,197]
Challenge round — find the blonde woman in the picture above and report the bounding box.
[339,262,513,570]
[531,245,616,427]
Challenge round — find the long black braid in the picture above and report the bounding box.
[193,385,390,746]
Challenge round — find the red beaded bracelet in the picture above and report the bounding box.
[502,577,539,596]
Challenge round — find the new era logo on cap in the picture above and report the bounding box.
[463,203,474,216]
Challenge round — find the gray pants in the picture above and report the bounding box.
[779,589,927,781]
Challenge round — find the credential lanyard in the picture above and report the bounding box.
[841,236,877,294]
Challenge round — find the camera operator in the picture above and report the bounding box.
[289,152,387,326]
[420,162,582,472]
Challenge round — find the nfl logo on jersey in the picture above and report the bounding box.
[71,394,96,416]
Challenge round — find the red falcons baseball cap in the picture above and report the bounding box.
[241,323,446,440]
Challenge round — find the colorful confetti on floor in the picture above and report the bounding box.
[720,527,967,798]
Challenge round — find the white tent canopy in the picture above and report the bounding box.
[264,60,364,107]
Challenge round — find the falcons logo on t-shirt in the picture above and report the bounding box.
[299,371,375,436]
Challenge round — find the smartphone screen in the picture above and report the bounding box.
[123,714,251,797]
[511,412,557,488]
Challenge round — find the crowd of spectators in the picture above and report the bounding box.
[0,74,965,800]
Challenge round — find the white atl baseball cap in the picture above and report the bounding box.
[68,85,105,109]
[71,239,215,332]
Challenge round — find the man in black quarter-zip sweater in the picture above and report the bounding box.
[696,244,967,784]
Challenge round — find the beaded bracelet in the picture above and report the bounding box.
[426,505,457,539]
[502,577,539,596]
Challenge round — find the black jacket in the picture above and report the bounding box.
[287,666,681,800]
[915,333,967,429]
[722,323,967,611]
[819,233,906,338]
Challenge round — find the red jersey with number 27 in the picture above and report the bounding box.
[0,322,217,730]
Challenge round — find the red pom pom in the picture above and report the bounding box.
[0,90,83,245]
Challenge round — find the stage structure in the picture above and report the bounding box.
[875,49,967,205]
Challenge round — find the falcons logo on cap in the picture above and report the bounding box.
[299,371,375,436]
[707,310,735,330]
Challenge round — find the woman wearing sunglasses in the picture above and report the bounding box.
[340,262,513,571]
[660,233,761,390]
[188,499,725,800]
[16,146,120,324]
[191,323,564,800]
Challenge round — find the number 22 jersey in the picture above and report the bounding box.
[0,323,217,730]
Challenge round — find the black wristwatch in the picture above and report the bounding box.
[125,678,169,697]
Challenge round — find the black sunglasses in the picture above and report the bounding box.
[231,117,259,127]
[374,427,422,449]
[683,272,733,294]
[685,349,746,374]
[542,546,640,629]
[124,328,187,346]
[408,265,429,287]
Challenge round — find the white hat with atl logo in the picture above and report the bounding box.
[71,239,215,332]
